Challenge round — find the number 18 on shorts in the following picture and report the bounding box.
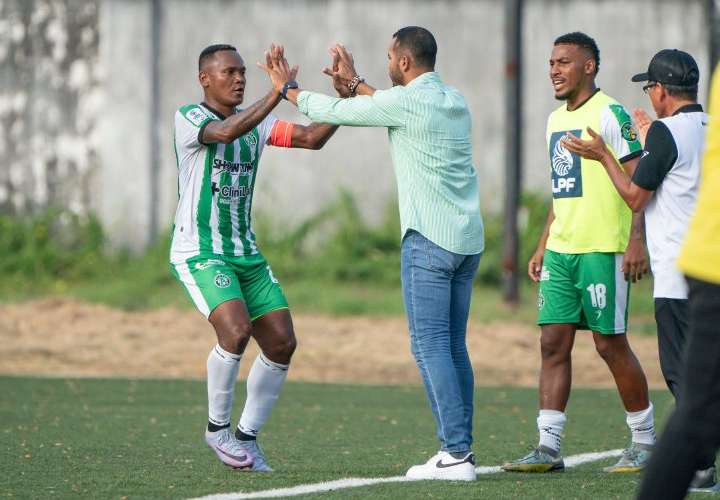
[537,250,629,334]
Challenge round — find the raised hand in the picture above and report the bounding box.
[322,44,360,97]
[257,43,299,94]
[322,48,348,97]
[632,108,653,147]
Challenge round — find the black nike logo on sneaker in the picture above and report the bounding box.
[216,447,249,462]
[436,454,475,468]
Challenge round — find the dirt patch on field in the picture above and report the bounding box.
[0,298,665,388]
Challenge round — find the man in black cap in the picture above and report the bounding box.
[562,48,717,492]
[638,62,720,499]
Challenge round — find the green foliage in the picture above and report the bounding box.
[0,193,577,315]
[257,190,401,286]
[0,209,173,303]
[0,210,106,283]
[259,190,550,287]
[476,191,549,284]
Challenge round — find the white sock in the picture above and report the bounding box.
[206,344,241,428]
[237,352,289,437]
[627,403,656,445]
[537,409,566,453]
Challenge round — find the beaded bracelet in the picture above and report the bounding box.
[348,76,365,96]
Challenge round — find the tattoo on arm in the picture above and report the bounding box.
[202,90,281,144]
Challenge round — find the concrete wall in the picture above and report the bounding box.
[0,0,100,215]
[0,0,711,249]
[96,0,154,249]
[145,0,715,249]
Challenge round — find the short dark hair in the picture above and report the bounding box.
[199,44,237,71]
[554,32,600,74]
[392,26,437,69]
[663,83,698,101]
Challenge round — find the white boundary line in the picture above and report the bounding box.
[190,449,623,500]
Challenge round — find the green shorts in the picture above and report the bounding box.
[170,252,288,320]
[537,249,630,334]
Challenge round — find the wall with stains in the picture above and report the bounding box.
[0,0,101,216]
[0,0,710,250]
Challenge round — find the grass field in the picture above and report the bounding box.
[3,376,695,499]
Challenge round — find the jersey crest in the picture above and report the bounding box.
[609,104,640,146]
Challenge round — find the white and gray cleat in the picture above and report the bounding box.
[204,428,254,469]
[237,439,273,472]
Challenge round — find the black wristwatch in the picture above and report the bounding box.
[281,80,299,100]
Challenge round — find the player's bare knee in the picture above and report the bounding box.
[594,337,619,362]
[217,321,252,354]
[540,335,571,362]
[265,331,297,364]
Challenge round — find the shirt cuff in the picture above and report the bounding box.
[297,90,312,115]
[619,149,642,164]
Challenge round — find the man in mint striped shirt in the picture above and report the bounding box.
[282,26,484,481]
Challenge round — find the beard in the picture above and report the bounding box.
[554,88,573,101]
[389,67,403,86]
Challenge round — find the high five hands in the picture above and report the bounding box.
[257,43,362,99]
[257,44,299,94]
[322,44,360,98]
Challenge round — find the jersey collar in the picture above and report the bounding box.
[672,103,704,115]
[566,88,601,112]
[200,102,228,120]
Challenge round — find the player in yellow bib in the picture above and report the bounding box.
[503,32,656,474]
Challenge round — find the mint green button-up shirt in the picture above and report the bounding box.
[297,71,484,255]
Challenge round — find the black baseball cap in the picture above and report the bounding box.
[631,49,699,86]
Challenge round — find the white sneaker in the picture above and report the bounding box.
[205,428,254,469]
[689,466,719,493]
[405,451,476,481]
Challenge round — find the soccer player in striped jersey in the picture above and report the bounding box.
[171,44,339,471]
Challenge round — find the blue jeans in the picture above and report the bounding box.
[401,230,481,453]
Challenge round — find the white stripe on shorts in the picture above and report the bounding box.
[614,253,628,333]
[174,261,211,318]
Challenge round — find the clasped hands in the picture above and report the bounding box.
[257,43,360,98]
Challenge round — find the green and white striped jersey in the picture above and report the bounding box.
[171,103,277,262]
